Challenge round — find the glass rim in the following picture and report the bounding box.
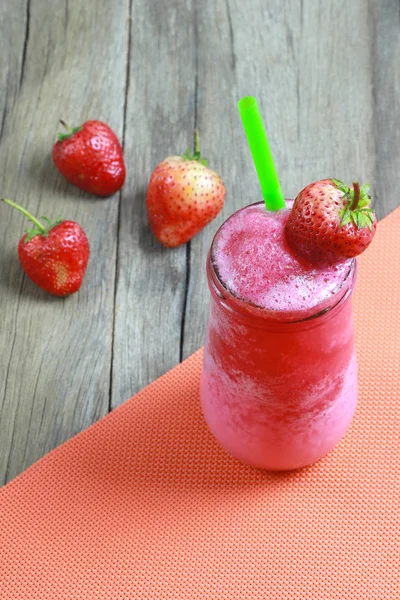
[208,202,356,326]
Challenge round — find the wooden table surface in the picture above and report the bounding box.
[1,0,399,484]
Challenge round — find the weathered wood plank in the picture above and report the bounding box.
[111,0,196,406]
[0,0,129,482]
[183,0,382,359]
[368,0,400,220]
[181,0,246,358]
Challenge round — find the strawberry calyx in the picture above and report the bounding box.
[57,120,83,142]
[181,128,208,166]
[332,179,375,232]
[2,198,62,243]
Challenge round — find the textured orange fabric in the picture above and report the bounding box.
[1,209,399,599]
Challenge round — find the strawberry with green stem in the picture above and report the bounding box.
[285,179,377,264]
[2,198,90,296]
[146,129,226,247]
[52,119,126,196]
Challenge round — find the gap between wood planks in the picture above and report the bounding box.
[179,0,200,363]
[108,0,133,414]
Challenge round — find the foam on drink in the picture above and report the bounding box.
[212,202,352,318]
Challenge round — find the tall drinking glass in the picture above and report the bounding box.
[200,201,358,470]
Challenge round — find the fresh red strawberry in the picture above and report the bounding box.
[2,198,89,296]
[146,131,226,247]
[285,179,377,263]
[52,120,125,196]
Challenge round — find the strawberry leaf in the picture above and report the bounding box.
[181,130,209,166]
[361,211,374,231]
[2,198,64,243]
[363,214,374,230]
[340,206,351,226]
[358,197,370,208]
[358,183,371,208]
[41,216,62,229]
[24,227,49,243]
[342,191,351,203]
[360,183,370,197]
[353,212,363,228]
[332,179,350,194]
[337,181,375,230]
[182,149,208,166]
[347,209,375,231]
[57,124,83,142]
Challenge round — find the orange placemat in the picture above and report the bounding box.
[1,209,399,600]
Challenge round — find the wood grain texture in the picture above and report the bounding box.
[0,0,399,482]
[111,0,196,405]
[0,0,129,483]
[368,0,400,220]
[181,0,245,358]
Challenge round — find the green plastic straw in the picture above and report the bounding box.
[238,96,285,211]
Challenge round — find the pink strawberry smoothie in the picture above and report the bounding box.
[200,201,358,470]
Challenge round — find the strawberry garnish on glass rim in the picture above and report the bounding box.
[285,178,377,264]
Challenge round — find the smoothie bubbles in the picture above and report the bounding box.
[200,97,377,470]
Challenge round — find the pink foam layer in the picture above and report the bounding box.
[212,202,352,315]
